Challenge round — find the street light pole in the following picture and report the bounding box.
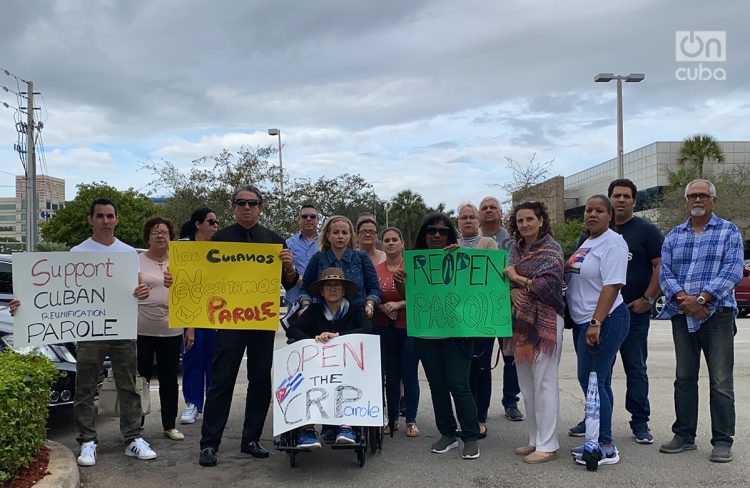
[267,128,283,198]
[594,73,645,179]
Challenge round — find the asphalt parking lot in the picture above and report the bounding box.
[47,317,750,487]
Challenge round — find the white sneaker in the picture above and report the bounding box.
[125,437,157,460]
[77,441,97,466]
[180,403,198,424]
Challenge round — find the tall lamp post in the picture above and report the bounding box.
[267,128,283,198]
[594,73,645,179]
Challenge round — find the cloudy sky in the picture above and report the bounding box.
[1,0,748,209]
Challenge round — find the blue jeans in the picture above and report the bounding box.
[182,328,216,412]
[671,308,736,446]
[617,310,651,431]
[494,338,521,408]
[376,326,420,423]
[576,303,630,445]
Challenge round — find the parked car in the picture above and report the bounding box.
[651,264,750,318]
[0,254,12,304]
[0,305,78,407]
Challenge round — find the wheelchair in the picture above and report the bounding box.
[274,424,383,468]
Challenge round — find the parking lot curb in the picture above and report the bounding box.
[35,440,80,488]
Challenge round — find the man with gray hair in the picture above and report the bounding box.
[479,196,522,422]
[658,179,744,463]
[198,184,299,467]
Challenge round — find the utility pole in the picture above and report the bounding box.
[24,80,37,252]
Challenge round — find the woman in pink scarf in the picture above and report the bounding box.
[503,201,565,464]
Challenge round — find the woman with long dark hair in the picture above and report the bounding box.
[409,213,480,460]
[179,207,219,425]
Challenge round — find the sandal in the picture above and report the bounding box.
[383,422,399,435]
[405,423,420,437]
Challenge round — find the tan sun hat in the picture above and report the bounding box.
[308,267,358,298]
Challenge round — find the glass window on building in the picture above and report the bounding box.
[0,216,16,222]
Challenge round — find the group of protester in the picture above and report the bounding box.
[8,177,745,470]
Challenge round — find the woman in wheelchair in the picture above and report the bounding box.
[285,267,374,448]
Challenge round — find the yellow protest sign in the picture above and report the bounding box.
[168,241,282,331]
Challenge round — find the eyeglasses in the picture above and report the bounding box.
[150,230,170,237]
[233,198,261,207]
[300,214,318,220]
[426,226,450,236]
[686,193,712,201]
[358,230,377,236]
[323,282,343,289]
[204,219,219,226]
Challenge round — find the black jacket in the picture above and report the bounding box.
[286,303,373,342]
[212,222,298,290]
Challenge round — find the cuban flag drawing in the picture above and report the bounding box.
[275,372,304,406]
[565,248,590,275]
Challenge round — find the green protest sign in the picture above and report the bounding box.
[404,249,512,338]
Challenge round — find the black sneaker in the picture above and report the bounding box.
[633,425,654,444]
[504,406,524,421]
[568,420,586,437]
[710,443,732,463]
[199,447,217,467]
[659,435,696,454]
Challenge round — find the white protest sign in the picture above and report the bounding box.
[11,252,139,347]
[272,333,383,436]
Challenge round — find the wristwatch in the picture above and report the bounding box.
[696,295,706,306]
[642,295,655,306]
[589,318,601,328]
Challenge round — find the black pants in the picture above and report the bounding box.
[200,329,275,451]
[137,335,182,431]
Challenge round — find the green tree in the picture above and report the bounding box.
[676,134,725,178]
[40,182,160,248]
[552,218,585,260]
[387,190,429,248]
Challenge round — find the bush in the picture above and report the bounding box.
[0,350,57,483]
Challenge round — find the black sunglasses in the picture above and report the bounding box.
[233,198,261,207]
[204,218,219,226]
[300,213,318,220]
[426,226,450,236]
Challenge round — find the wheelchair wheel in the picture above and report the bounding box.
[289,450,297,468]
[367,427,380,454]
[356,447,366,467]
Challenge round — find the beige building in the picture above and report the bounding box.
[510,176,565,226]
[0,175,67,244]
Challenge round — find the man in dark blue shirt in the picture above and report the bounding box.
[609,179,663,444]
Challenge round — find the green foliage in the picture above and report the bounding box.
[0,350,57,483]
[40,182,160,248]
[552,218,585,260]
[35,241,70,252]
[142,147,385,238]
[676,134,725,178]
[387,190,429,248]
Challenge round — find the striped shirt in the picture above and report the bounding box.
[659,213,744,332]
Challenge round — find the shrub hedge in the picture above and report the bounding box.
[0,349,57,484]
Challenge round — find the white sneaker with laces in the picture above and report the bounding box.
[125,437,157,460]
[77,441,97,466]
[181,403,198,424]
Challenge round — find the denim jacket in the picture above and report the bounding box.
[298,248,381,307]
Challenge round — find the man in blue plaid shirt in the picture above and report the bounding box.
[658,179,744,463]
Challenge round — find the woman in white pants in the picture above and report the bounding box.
[503,201,565,464]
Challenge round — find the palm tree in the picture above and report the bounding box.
[676,134,725,178]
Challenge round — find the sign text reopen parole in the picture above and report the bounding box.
[12,252,139,347]
[404,248,512,338]
[168,241,282,331]
[272,334,382,435]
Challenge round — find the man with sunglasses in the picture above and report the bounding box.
[478,196,523,422]
[659,179,744,463]
[198,185,299,467]
[284,204,320,307]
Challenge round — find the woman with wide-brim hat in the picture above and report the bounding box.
[286,267,374,448]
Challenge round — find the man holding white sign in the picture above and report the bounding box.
[10,197,156,467]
